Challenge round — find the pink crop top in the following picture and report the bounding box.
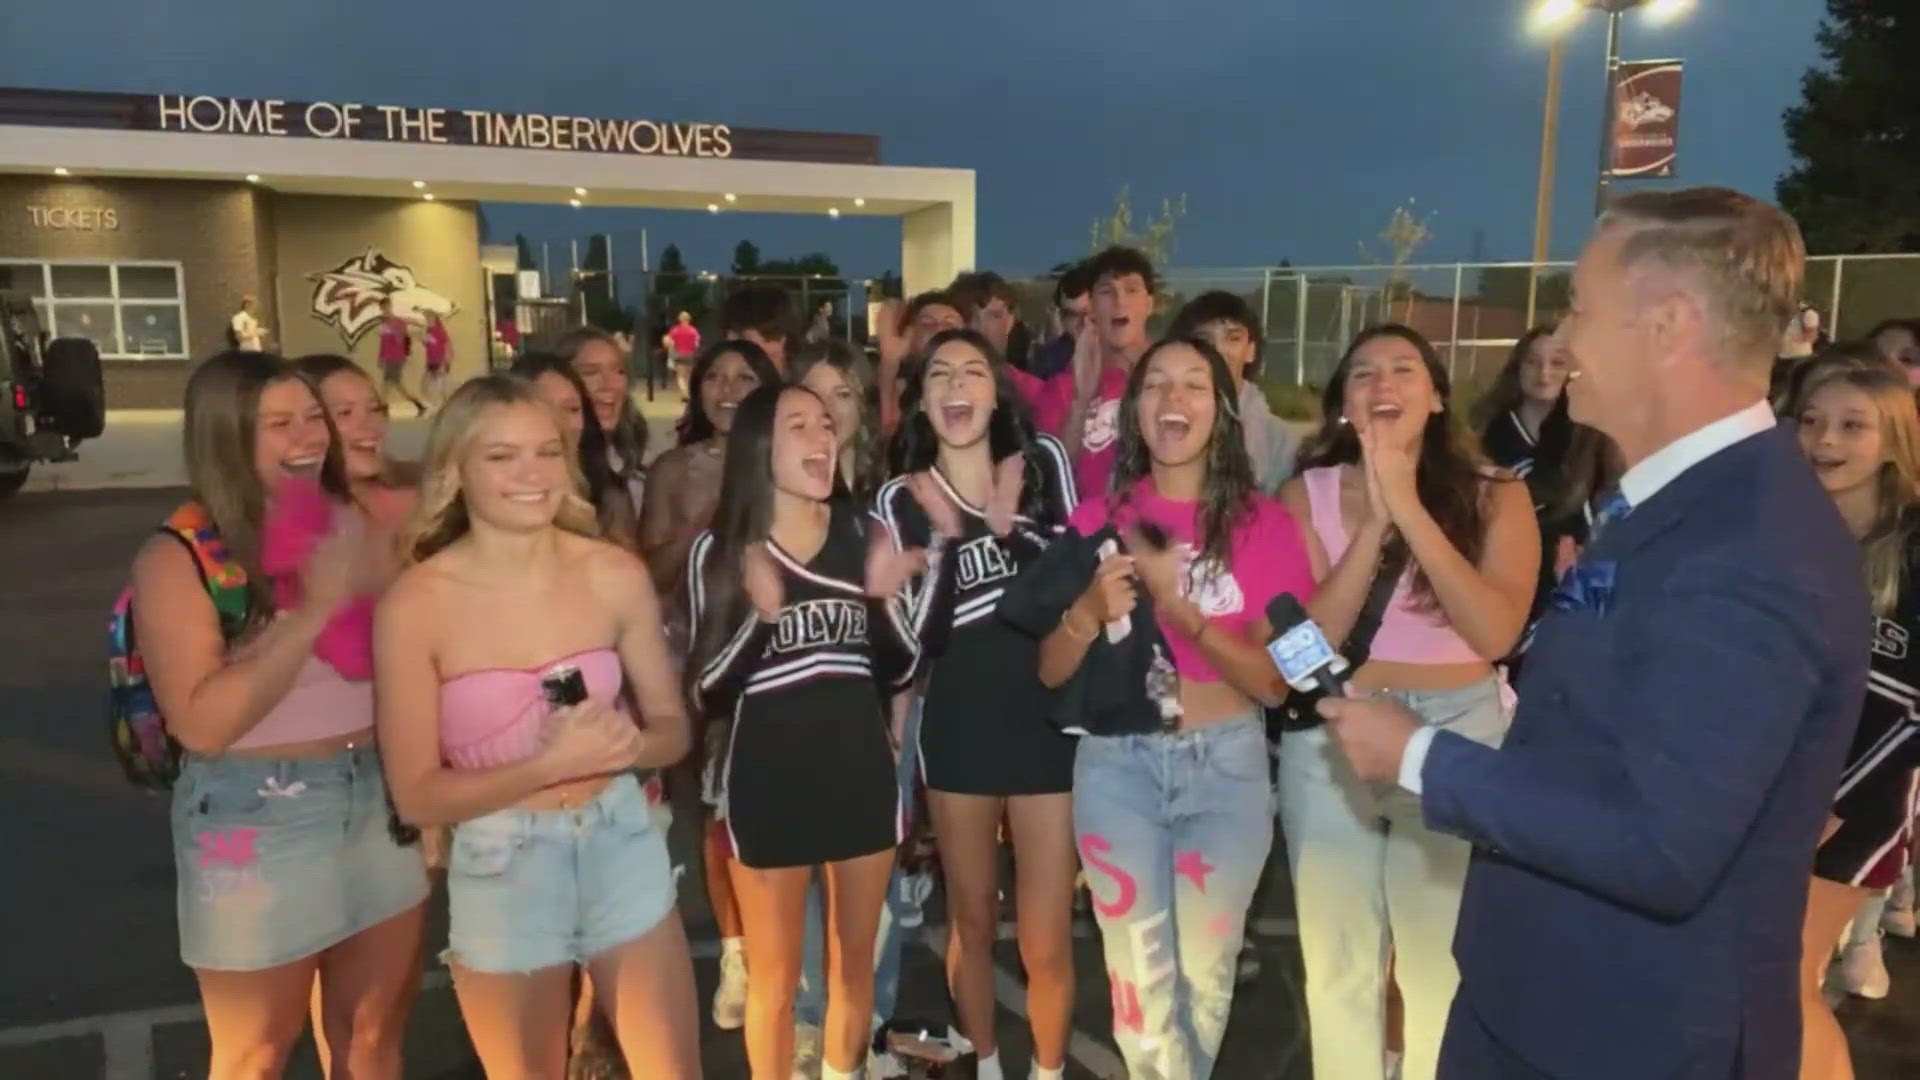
[1068,480,1317,683]
[438,648,627,769]
[1300,466,1484,666]
[229,656,375,751]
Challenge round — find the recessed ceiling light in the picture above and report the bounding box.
[853,197,866,208]
[828,207,841,218]
[245,174,261,183]
[574,187,587,197]
[723,193,737,203]
[412,180,426,189]
[53,167,69,177]
[423,193,436,201]
[707,204,719,214]
[569,198,582,208]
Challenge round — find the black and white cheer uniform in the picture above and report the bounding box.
[872,436,1079,795]
[1815,532,1920,889]
[689,501,944,868]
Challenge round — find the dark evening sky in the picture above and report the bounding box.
[2,0,1827,279]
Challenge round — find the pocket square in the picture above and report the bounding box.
[1550,559,1618,615]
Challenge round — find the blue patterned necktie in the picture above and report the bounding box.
[1587,486,1632,546]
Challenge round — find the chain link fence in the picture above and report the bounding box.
[1007,253,1920,405]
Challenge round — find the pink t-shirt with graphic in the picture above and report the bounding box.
[1068,479,1316,683]
[1009,364,1131,499]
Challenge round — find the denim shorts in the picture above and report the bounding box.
[446,772,677,973]
[171,745,429,972]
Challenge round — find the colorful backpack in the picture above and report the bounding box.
[108,503,251,790]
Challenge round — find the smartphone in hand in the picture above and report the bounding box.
[541,666,589,709]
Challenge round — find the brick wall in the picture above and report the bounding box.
[0,175,270,408]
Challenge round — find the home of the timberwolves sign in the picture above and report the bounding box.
[0,87,880,166]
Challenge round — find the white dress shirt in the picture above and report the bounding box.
[1396,399,1777,793]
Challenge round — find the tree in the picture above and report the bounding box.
[1359,200,1437,307]
[731,240,763,277]
[650,244,709,329]
[514,234,537,272]
[579,235,630,333]
[1089,185,1188,266]
[1777,0,1920,253]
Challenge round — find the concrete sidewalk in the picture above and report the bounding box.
[22,397,689,493]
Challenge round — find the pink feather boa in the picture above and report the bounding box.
[260,477,376,681]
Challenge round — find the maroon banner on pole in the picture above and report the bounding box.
[1609,60,1682,178]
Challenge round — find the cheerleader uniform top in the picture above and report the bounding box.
[871,436,1079,795]
[1816,526,1920,888]
[687,499,949,868]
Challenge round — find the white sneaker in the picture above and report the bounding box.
[713,949,748,1030]
[897,870,934,930]
[790,1022,823,1080]
[1841,935,1892,1000]
[1885,873,1917,938]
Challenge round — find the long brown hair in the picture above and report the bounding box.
[1296,324,1499,609]
[1469,326,1556,433]
[1790,346,1920,616]
[556,326,648,478]
[1108,336,1257,572]
[401,375,601,565]
[182,351,351,626]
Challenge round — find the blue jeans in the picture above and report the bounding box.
[796,697,923,1028]
[1074,716,1274,1080]
[1278,676,1508,1080]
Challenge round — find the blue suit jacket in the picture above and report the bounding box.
[1423,426,1869,1078]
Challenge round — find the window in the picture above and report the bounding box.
[0,261,188,359]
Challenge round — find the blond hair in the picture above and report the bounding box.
[402,375,600,564]
[1601,187,1805,369]
[1791,349,1920,615]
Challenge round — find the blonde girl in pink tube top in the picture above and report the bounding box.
[374,374,699,1078]
[1275,324,1541,1080]
[131,351,427,1079]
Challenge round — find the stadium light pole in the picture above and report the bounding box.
[1525,0,1692,324]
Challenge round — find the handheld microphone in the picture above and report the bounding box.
[1265,593,1350,699]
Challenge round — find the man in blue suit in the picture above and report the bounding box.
[1320,187,1869,1079]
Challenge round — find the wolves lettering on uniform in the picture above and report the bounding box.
[954,534,1018,593]
[1873,617,1908,662]
[769,598,868,654]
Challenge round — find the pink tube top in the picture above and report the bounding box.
[439,648,627,769]
[1300,466,1485,666]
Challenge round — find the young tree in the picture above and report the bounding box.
[1359,200,1438,313]
[1089,185,1188,266]
[1777,0,1920,253]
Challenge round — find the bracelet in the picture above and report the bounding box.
[1060,608,1098,642]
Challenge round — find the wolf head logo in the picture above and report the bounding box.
[308,249,457,346]
[1619,91,1675,129]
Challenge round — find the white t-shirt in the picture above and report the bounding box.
[231,311,266,351]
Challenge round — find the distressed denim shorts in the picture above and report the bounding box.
[171,745,429,972]
[446,772,677,973]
